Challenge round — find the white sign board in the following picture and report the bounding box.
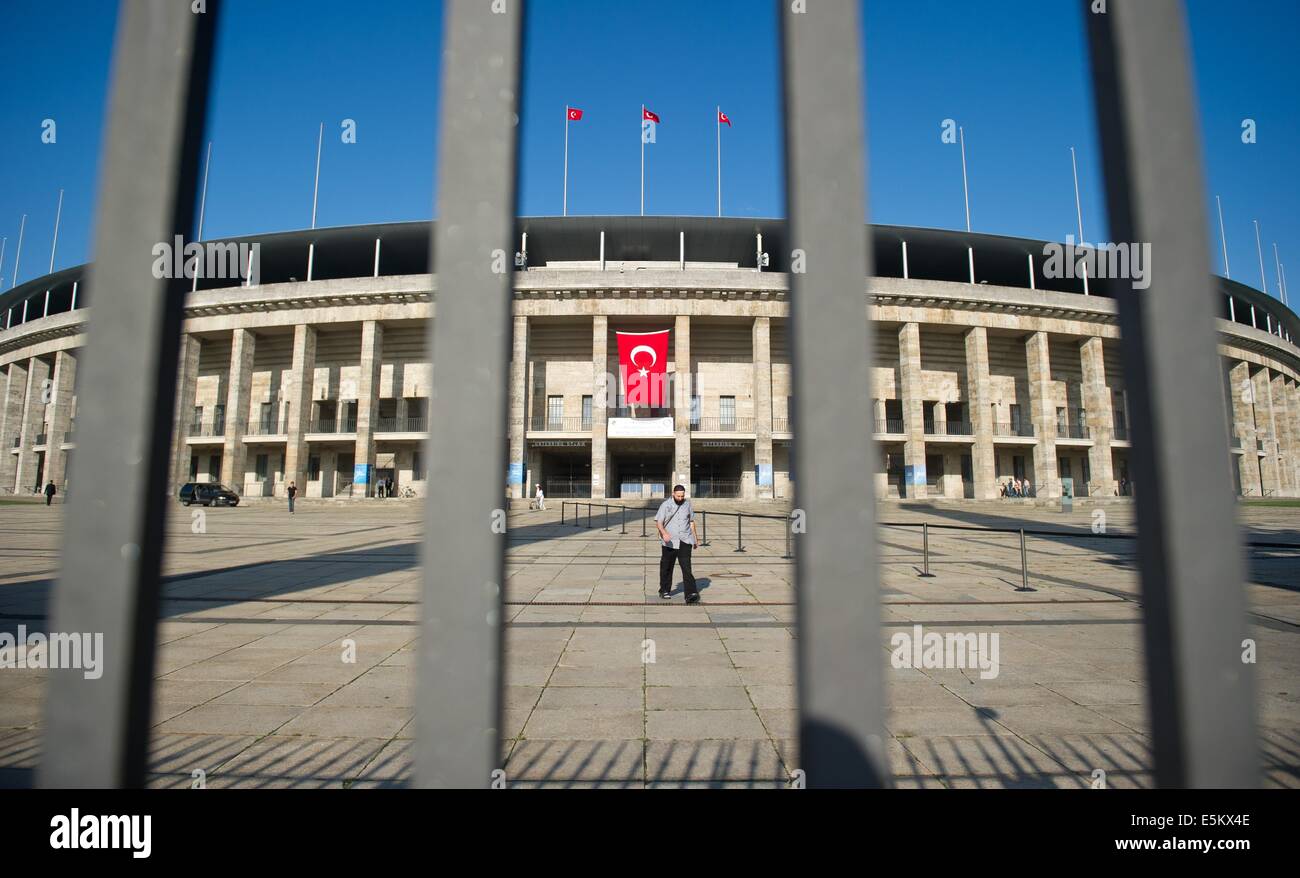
[607,417,675,438]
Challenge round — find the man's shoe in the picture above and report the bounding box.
[685,593,701,605]
[659,590,672,600]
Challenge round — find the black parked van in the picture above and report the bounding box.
[179,483,240,507]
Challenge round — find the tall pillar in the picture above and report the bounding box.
[1287,380,1300,497]
[1227,360,1261,496]
[963,327,997,499]
[1,360,30,494]
[1079,337,1116,496]
[753,316,774,500]
[353,320,384,498]
[897,322,926,498]
[1253,367,1280,496]
[1269,373,1295,496]
[45,350,78,489]
[507,315,528,500]
[284,324,317,495]
[169,334,201,494]
[673,314,691,491]
[591,315,608,500]
[221,328,256,495]
[1025,331,1059,498]
[15,357,52,494]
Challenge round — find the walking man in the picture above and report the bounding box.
[44,480,56,506]
[655,484,701,603]
[535,483,545,511]
[287,480,297,514]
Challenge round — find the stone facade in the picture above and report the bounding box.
[3,267,1300,502]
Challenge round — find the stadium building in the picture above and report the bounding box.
[1,216,1298,503]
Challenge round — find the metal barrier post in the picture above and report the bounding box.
[603,504,609,531]
[42,0,220,789]
[621,505,626,534]
[735,513,745,552]
[587,502,592,528]
[784,512,792,559]
[701,510,707,546]
[1085,0,1255,786]
[920,522,933,577]
[415,0,522,789]
[560,501,565,526]
[1018,528,1030,592]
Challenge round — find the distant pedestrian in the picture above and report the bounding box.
[287,481,297,514]
[535,484,545,511]
[377,478,386,499]
[655,484,701,604]
[44,480,56,506]
[1023,477,1034,498]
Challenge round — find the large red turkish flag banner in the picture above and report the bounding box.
[616,329,671,408]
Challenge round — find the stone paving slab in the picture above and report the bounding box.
[0,500,1297,788]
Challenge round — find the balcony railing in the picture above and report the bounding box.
[11,437,19,449]
[1058,423,1091,440]
[993,422,1035,438]
[1113,422,1129,441]
[309,418,358,434]
[187,421,224,438]
[773,416,791,433]
[529,416,592,432]
[875,418,905,435]
[35,433,47,445]
[244,419,284,436]
[1228,432,1241,449]
[690,416,753,432]
[925,421,973,437]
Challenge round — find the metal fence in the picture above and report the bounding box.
[39,0,1255,790]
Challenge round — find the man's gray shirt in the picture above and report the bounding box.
[655,498,695,548]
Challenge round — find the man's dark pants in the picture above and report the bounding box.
[659,542,697,598]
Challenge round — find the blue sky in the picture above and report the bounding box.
[0,0,1295,300]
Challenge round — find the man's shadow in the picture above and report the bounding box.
[664,577,711,597]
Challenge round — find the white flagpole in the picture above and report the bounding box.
[49,189,64,273]
[717,106,722,217]
[1215,195,1230,278]
[959,126,971,232]
[0,238,6,283]
[641,104,645,217]
[194,141,212,292]
[11,214,25,288]
[311,122,323,230]
[563,106,570,217]
[1070,147,1089,295]
[1254,219,1267,293]
[1274,242,1284,303]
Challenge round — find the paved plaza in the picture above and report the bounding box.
[0,496,1297,788]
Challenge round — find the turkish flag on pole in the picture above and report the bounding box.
[617,330,671,408]
[718,110,731,127]
[643,107,660,124]
[567,107,583,121]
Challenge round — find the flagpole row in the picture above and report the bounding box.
[563,106,569,217]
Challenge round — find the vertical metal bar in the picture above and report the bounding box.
[920,522,932,577]
[780,0,888,787]
[416,0,523,789]
[784,512,792,560]
[1084,0,1256,787]
[1019,528,1029,592]
[41,0,219,788]
[603,503,609,531]
[621,504,626,534]
[735,512,744,553]
[560,501,565,526]
[701,509,707,545]
[587,502,591,528]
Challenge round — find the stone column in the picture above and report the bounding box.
[170,334,201,494]
[1025,331,1059,498]
[591,315,608,500]
[353,320,384,498]
[1,360,30,493]
[45,350,78,489]
[897,322,926,498]
[15,356,52,494]
[1227,360,1261,496]
[1079,337,1116,496]
[1288,380,1300,497]
[963,327,997,499]
[752,316,774,500]
[1253,366,1281,496]
[1269,372,1296,496]
[507,315,528,500]
[673,314,691,491]
[221,328,256,495]
[284,324,317,495]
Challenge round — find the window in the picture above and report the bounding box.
[1056,407,1068,433]
[1009,404,1022,431]
[259,402,274,432]
[581,395,592,428]
[207,455,221,481]
[720,396,736,428]
[213,404,225,433]
[307,455,321,480]
[191,406,203,430]
[412,450,425,481]
[255,454,269,480]
[189,455,199,480]
[547,395,563,429]
[691,395,702,425]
